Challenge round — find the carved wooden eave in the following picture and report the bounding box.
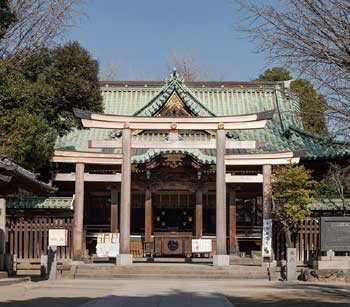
[155,91,192,117]
[133,154,205,172]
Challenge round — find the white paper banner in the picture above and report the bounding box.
[262,219,272,258]
[96,242,119,257]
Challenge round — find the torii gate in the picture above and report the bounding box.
[73,108,275,266]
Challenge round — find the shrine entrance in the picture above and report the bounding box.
[152,192,195,233]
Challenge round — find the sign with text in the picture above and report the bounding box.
[48,229,68,246]
[97,233,119,243]
[192,239,212,253]
[321,217,350,251]
[262,219,272,258]
[96,233,119,257]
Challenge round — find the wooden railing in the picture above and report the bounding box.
[273,219,320,264]
[6,216,73,260]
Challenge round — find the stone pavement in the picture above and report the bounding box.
[0,279,349,306]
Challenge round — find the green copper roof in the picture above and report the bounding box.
[6,196,74,209]
[134,71,214,117]
[55,73,350,164]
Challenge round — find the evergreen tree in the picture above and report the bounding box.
[257,67,328,135]
[256,67,292,82]
[0,0,16,40]
[0,41,102,170]
[272,164,317,248]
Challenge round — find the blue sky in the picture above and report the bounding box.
[65,0,270,81]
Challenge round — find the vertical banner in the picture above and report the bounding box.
[262,219,272,258]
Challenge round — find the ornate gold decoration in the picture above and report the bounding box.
[156,91,192,117]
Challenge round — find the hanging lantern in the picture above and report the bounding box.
[156,216,160,222]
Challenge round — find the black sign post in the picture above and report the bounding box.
[321,217,350,252]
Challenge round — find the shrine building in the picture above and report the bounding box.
[6,71,350,267]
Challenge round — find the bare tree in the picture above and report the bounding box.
[99,59,121,81]
[1,0,85,62]
[165,52,213,81]
[234,0,350,134]
[325,163,350,215]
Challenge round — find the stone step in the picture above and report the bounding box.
[0,277,30,286]
[74,273,269,280]
[0,271,8,279]
[76,264,267,271]
[75,268,268,275]
[75,270,268,277]
[73,264,274,280]
[229,257,261,266]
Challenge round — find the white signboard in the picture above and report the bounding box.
[49,229,68,246]
[262,219,273,258]
[192,239,212,253]
[96,233,119,257]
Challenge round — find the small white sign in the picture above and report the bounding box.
[262,219,273,258]
[192,239,212,253]
[49,229,68,246]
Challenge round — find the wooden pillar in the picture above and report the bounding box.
[229,190,238,254]
[214,128,229,266]
[263,165,272,220]
[110,187,119,233]
[73,163,84,260]
[117,126,133,265]
[195,190,203,239]
[144,189,152,242]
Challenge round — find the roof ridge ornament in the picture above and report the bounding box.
[166,68,184,84]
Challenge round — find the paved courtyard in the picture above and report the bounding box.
[0,279,349,307]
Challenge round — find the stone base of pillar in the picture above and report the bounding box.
[213,255,230,266]
[116,254,133,265]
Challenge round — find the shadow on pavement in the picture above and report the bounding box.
[0,284,349,307]
[0,297,91,307]
[0,291,231,307]
[226,282,350,306]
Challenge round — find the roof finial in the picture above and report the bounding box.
[172,67,177,80]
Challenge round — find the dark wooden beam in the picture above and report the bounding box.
[195,190,203,239]
[229,190,239,255]
[110,187,119,233]
[144,189,152,243]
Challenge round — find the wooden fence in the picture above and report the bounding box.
[273,219,320,264]
[6,216,73,260]
[5,216,320,263]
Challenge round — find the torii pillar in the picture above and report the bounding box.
[213,127,229,266]
[117,126,133,265]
